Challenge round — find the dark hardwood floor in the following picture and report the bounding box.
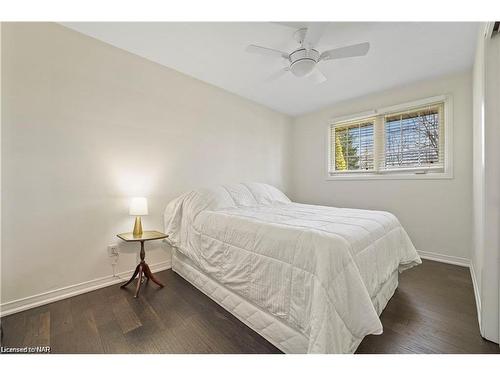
[356,260,499,353]
[1,259,498,354]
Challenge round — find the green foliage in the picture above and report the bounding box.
[335,129,359,170]
[335,133,346,170]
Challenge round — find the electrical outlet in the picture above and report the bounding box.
[107,244,119,256]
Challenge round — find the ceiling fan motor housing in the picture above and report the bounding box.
[289,48,319,77]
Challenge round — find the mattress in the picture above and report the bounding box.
[164,182,421,353]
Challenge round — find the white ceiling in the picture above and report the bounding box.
[61,22,478,116]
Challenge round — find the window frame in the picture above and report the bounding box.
[326,95,453,180]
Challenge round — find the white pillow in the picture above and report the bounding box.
[164,182,290,244]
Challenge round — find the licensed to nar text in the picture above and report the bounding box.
[1,346,51,353]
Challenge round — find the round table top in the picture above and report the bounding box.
[117,231,168,242]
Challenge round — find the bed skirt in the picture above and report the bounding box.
[171,248,399,354]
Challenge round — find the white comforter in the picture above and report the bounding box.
[164,183,421,353]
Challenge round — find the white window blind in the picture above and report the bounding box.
[379,103,445,172]
[328,96,449,178]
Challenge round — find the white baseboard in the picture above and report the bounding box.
[417,250,470,267]
[0,251,476,319]
[0,259,172,318]
[469,263,483,335]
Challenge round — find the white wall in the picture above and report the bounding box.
[472,24,486,330]
[472,24,500,344]
[291,72,472,261]
[0,23,3,302]
[1,23,292,308]
[482,31,500,344]
[482,30,500,344]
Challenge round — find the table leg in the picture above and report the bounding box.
[143,262,164,288]
[120,263,140,288]
[134,263,144,298]
[120,239,164,297]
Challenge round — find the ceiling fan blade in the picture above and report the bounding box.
[306,67,327,84]
[246,44,289,59]
[266,67,289,82]
[302,23,328,50]
[273,22,308,30]
[320,42,370,61]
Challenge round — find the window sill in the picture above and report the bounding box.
[326,171,453,181]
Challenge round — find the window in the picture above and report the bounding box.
[331,118,375,172]
[328,95,451,179]
[381,104,443,171]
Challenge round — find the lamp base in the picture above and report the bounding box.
[133,216,143,237]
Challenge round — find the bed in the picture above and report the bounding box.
[163,182,421,353]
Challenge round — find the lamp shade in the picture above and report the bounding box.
[129,197,148,216]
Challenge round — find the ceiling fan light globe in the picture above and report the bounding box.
[289,48,320,77]
[290,59,316,77]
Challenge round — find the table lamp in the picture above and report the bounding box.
[130,197,148,236]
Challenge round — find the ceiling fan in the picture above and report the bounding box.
[245,23,370,84]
